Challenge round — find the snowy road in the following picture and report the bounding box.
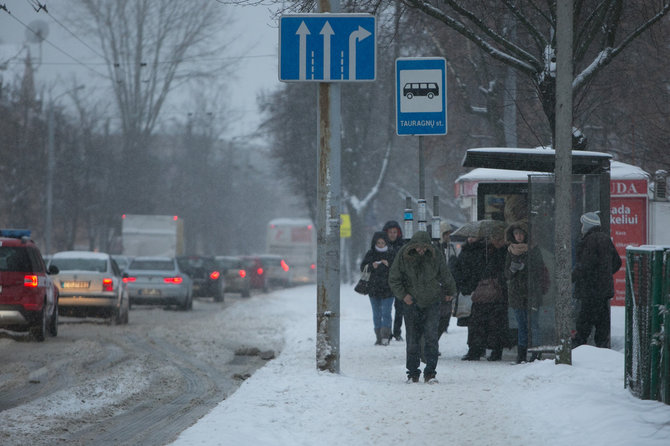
[0,292,279,445]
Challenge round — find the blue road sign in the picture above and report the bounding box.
[396,58,447,135]
[279,14,376,82]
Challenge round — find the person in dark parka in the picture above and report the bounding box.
[361,231,396,346]
[572,212,622,348]
[451,236,487,326]
[383,220,406,342]
[389,231,457,383]
[461,229,509,361]
[504,220,545,363]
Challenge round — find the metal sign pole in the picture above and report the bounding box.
[315,0,341,373]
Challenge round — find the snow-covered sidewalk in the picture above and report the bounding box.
[172,285,670,446]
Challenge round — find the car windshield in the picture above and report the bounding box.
[130,260,174,271]
[0,247,32,272]
[51,258,107,272]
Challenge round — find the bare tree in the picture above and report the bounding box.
[75,0,233,211]
[402,0,670,148]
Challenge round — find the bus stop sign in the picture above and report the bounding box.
[396,57,447,135]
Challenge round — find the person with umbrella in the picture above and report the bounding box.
[454,220,509,361]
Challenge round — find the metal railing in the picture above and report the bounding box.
[625,246,669,404]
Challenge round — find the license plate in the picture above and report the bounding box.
[139,288,161,296]
[63,281,90,289]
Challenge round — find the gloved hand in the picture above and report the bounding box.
[510,261,525,273]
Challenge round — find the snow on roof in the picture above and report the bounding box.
[52,251,110,259]
[456,149,649,183]
[466,146,612,158]
[611,161,650,180]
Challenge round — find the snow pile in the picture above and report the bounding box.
[173,285,670,446]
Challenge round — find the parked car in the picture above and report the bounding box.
[213,255,251,297]
[123,256,193,310]
[240,255,268,292]
[176,255,225,302]
[256,254,291,288]
[49,251,129,324]
[0,229,59,341]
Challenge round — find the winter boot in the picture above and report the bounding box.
[424,372,438,384]
[515,346,527,364]
[380,327,390,346]
[461,349,482,361]
[374,329,382,345]
[487,349,502,361]
[529,351,542,362]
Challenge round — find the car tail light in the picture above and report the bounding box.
[280,260,289,271]
[238,269,247,278]
[310,264,316,270]
[209,271,220,280]
[164,276,183,284]
[102,278,113,292]
[24,275,39,287]
[123,277,136,283]
[256,267,263,276]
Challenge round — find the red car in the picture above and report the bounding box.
[0,229,59,341]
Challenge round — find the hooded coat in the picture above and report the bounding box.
[504,221,545,309]
[388,231,457,309]
[572,226,622,301]
[360,232,394,298]
[382,220,405,254]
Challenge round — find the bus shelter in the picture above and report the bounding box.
[458,147,612,348]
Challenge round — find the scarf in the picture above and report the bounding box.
[508,243,528,256]
[375,245,388,253]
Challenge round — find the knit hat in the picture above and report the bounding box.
[580,211,601,234]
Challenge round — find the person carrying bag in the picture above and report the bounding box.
[354,265,370,295]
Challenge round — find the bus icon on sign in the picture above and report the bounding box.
[403,82,439,99]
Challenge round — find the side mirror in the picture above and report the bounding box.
[48,265,59,275]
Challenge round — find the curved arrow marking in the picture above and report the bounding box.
[348,26,371,80]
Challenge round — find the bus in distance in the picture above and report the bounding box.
[266,218,316,285]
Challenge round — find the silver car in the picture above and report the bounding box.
[49,251,129,324]
[124,256,193,310]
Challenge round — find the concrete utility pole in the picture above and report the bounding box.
[315,0,341,373]
[554,0,574,365]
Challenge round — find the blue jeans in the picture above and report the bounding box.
[513,308,541,348]
[404,301,441,377]
[369,296,394,330]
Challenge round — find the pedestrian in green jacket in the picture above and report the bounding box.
[388,231,457,383]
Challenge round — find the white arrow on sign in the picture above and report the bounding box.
[320,21,334,81]
[348,26,371,80]
[296,21,310,80]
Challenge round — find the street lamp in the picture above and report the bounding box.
[45,85,85,255]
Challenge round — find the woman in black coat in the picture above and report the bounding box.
[460,234,509,361]
[360,231,395,345]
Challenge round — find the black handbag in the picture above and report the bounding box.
[354,265,371,295]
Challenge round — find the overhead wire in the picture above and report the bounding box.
[0,6,108,77]
[44,8,107,61]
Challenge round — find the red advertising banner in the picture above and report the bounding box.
[610,195,647,305]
